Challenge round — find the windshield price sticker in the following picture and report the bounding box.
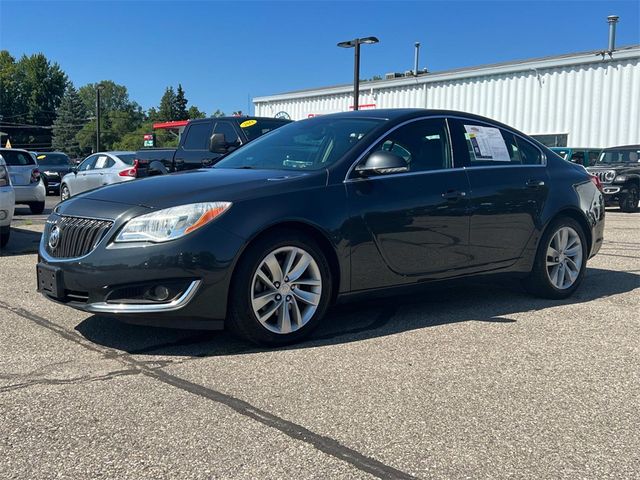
[464,125,511,162]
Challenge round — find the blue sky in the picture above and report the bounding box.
[1,0,639,116]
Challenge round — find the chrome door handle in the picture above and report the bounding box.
[442,190,467,200]
[526,179,545,188]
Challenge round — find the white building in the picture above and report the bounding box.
[254,45,640,148]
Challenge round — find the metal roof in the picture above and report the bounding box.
[254,44,640,103]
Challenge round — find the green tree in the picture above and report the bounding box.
[51,83,87,158]
[187,105,206,119]
[75,80,143,153]
[212,109,225,117]
[0,51,67,149]
[175,84,189,120]
[157,86,177,121]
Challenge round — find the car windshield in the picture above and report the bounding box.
[115,154,137,165]
[596,148,640,164]
[214,117,384,171]
[35,153,71,165]
[1,150,36,166]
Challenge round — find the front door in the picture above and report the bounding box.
[347,117,472,290]
[448,118,549,269]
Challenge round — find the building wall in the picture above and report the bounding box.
[255,50,640,148]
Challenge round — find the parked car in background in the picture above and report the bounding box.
[38,109,604,346]
[134,116,292,176]
[587,145,640,212]
[550,147,600,166]
[60,151,138,201]
[0,154,15,248]
[31,152,74,194]
[0,148,46,214]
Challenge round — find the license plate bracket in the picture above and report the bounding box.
[37,263,64,299]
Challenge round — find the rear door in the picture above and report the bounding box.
[448,118,548,269]
[2,150,36,186]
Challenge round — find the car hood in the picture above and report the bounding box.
[64,168,326,211]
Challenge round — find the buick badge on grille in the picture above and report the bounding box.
[48,226,61,250]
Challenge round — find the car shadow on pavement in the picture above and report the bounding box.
[0,228,42,256]
[75,266,640,357]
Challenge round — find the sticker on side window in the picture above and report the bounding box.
[464,125,510,162]
[95,156,109,168]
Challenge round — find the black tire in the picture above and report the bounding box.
[60,184,71,202]
[523,217,588,299]
[29,201,45,214]
[227,229,333,346]
[619,185,639,213]
[0,226,9,249]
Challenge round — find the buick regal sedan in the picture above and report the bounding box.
[37,110,605,346]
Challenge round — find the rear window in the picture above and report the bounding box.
[115,154,137,165]
[35,152,70,165]
[239,119,290,141]
[1,150,36,166]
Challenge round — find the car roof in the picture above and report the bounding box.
[187,116,292,124]
[0,148,30,154]
[602,144,640,150]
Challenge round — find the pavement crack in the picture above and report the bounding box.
[0,300,419,480]
[0,368,141,394]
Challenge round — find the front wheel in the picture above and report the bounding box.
[60,184,71,202]
[619,185,639,213]
[523,217,587,299]
[227,230,332,346]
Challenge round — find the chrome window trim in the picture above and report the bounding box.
[343,114,547,182]
[84,280,202,313]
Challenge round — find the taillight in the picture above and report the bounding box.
[31,168,41,184]
[119,159,139,177]
[590,174,603,192]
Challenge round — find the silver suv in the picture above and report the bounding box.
[0,148,46,214]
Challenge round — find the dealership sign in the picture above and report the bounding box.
[143,133,155,147]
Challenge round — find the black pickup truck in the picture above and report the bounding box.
[588,145,640,212]
[135,116,291,175]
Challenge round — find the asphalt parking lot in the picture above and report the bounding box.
[0,200,638,479]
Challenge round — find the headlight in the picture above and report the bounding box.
[115,202,232,243]
[0,166,8,187]
[614,175,627,183]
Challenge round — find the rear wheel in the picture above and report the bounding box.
[523,217,587,299]
[227,230,332,346]
[619,185,639,213]
[29,201,45,214]
[0,226,9,249]
[60,184,70,201]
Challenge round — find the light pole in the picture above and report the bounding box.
[337,36,379,111]
[96,83,105,152]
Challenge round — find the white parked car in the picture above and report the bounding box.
[0,148,46,214]
[0,154,15,248]
[60,151,138,201]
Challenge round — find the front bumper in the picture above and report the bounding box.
[37,202,246,330]
[14,181,46,204]
[0,187,15,227]
[601,184,632,205]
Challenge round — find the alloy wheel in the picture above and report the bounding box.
[251,246,322,334]
[61,186,70,201]
[545,226,583,290]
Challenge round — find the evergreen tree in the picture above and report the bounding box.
[212,109,225,117]
[187,105,206,119]
[158,86,177,121]
[52,83,87,157]
[175,84,189,120]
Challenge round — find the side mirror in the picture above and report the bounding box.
[71,166,78,175]
[355,150,409,176]
[209,133,228,154]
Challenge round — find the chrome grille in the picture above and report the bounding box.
[590,170,616,184]
[45,215,113,259]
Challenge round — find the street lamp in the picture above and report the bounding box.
[96,83,105,152]
[337,36,379,111]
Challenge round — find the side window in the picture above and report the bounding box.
[94,155,113,169]
[370,118,451,172]
[449,119,542,167]
[213,122,240,145]
[588,151,599,166]
[182,122,213,150]
[79,155,97,171]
